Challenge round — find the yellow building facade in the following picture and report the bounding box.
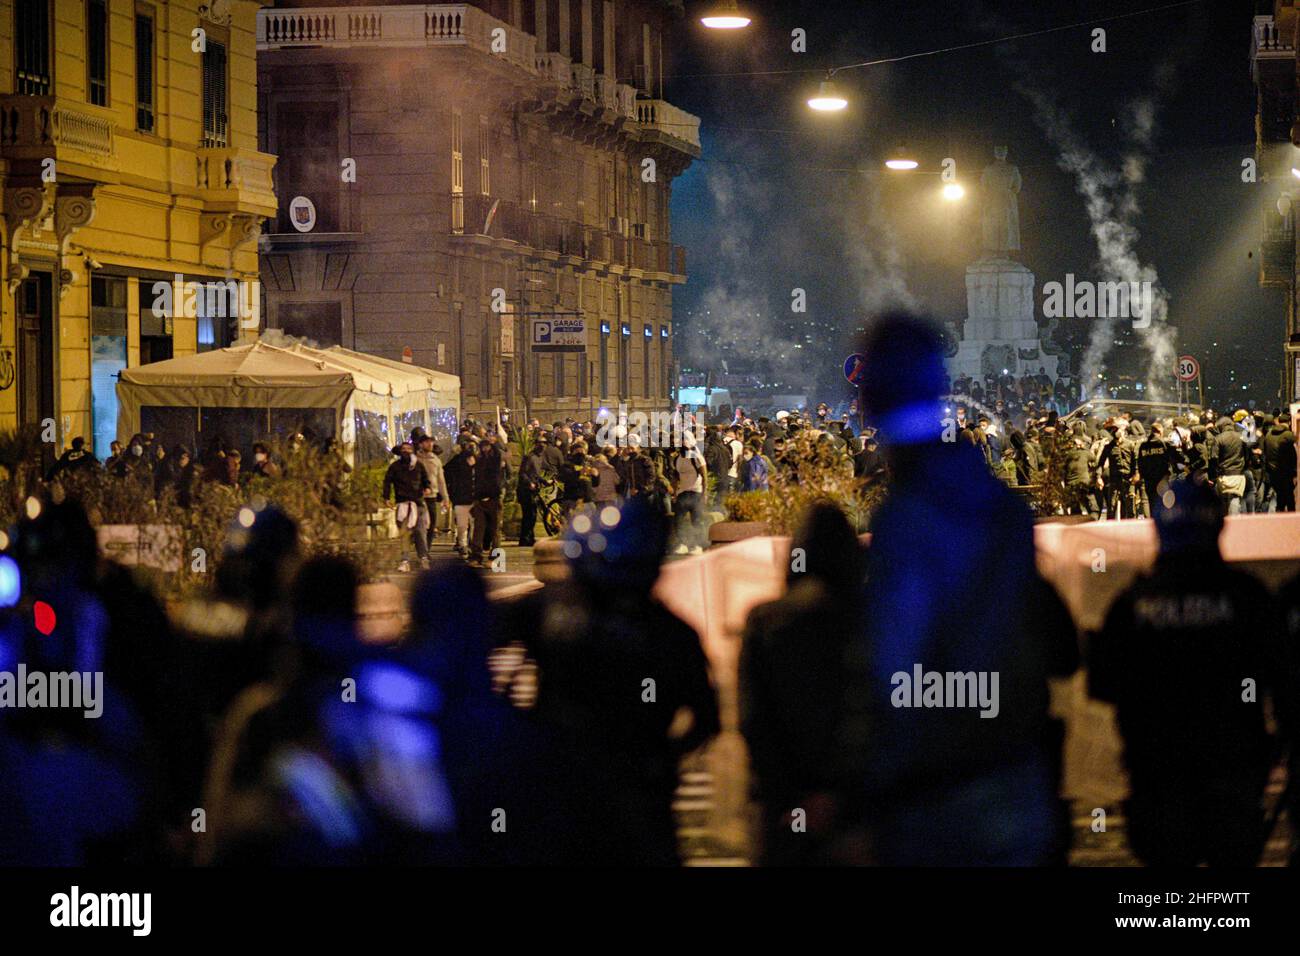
[0,0,275,457]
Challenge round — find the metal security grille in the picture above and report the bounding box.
[16,0,51,95]
[201,40,228,147]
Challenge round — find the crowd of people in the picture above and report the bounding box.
[947,403,1299,518]
[0,488,723,865]
[47,431,312,508]
[1,312,1295,869]
[380,405,872,569]
[948,366,1080,421]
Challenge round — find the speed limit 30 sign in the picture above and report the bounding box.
[1176,355,1199,382]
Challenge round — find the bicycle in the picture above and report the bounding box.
[535,474,565,535]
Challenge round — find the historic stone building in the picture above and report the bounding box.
[255,0,697,427]
[0,0,275,458]
[1253,3,1300,403]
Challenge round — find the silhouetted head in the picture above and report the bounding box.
[217,504,300,608]
[288,554,362,670]
[562,497,667,595]
[10,497,98,593]
[790,501,861,589]
[1154,476,1223,558]
[405,560,494,693]
[858,313,947,445]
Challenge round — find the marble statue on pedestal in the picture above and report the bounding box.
[952,147,1068,384]
[980,145,1021,256]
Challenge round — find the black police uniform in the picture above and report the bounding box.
[1090,557,1285,866]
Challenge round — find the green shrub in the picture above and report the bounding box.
[731,431,884,536]
[5,432,390,599]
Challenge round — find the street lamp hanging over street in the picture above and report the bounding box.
[885,146,919,170]
[699,0,751,30]
[942,182,965,201]
[807,75,847,112]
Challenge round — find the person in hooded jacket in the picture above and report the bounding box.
[414,433,449,550]
[1186,423,1213,479]
[1209,416,1248,515]
[443,441,478,556]
[1262,412,1297,512]
[672,436,708,553]
[849,313,1078,865]
[589,446,621,505]
[382,441,432,570]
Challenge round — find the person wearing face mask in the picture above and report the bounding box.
[113,434,150,478]
[382,441,432,572]
[443,440,479,559]
[741,443,769,491]
[250,442,281,480]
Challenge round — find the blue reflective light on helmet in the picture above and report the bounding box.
[0,556,20,608]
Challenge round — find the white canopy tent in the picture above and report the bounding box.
[116,342,460,465]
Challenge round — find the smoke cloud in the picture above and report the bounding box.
[1013,55,1183,401]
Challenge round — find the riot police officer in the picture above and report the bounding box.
[1089,477,1286,866]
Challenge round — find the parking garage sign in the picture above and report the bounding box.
[531,317,586,352]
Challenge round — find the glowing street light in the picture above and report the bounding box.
[942,182,965,201]
[807,77,847,112]
[700,0,751,30]
[885,147,919,171]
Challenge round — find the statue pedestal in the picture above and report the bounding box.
[953,256,1048,382]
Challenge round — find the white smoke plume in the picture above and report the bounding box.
[683,164,815,387]
[834,170,921,315]
[1018,79,1178,400]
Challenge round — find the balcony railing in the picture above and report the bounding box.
[636,99,701,151]
[259,5,695,148]
[1253,14,1295,82]
[0,95,115,158]
[570,62,596,99]
[452,194,684,276]
[197,146,278,215]
[259,4,533,69]
[535,50,571,86]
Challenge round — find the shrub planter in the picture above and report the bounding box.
[708,520,770,547]
[532,537,570,585]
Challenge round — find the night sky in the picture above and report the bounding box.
[665,0,1275,408]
